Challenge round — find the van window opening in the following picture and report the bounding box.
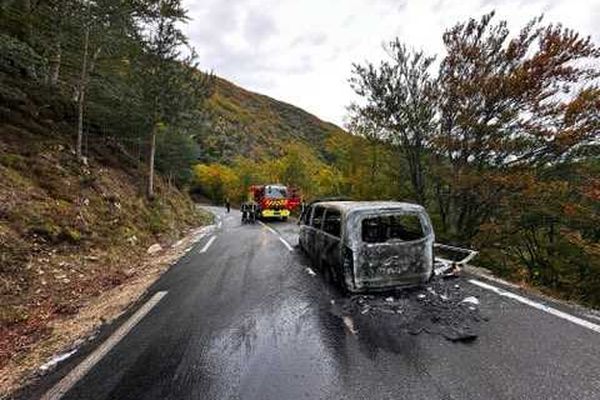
[323,209,341,237]
[362,214,425,243]
[311,206,325,228]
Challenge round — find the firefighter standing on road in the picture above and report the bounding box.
[241,202,249,223]
[249,202,258,223]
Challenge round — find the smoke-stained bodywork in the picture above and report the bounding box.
[299,201,435,292]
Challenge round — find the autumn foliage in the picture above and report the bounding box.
[195,12,600,306]
[346,11,600,305]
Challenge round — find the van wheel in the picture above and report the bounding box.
[322,265,332,284]
[298,240,305,254]
[320,260,332,283]
[323,262,340,287]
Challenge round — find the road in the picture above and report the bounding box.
[21,207,600,400]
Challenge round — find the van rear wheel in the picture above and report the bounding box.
[322,262,340,287]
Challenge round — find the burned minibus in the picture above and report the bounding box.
[298,201,434,292]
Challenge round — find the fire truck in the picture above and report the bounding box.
[249,184,301,220]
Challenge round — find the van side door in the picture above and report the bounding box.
[321,208,342,276]
[308,205,325,259]
[298,204,313,250]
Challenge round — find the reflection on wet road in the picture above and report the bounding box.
[31,207,600,400]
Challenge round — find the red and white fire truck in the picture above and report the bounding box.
[249,184,301,220]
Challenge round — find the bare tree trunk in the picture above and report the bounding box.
[147,123,157,199]
[47,0,64,86]
[76,24,90,161]
[48,43,61,85]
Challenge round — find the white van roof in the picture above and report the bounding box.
[313,201,426,214]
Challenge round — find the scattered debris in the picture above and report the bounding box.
[433,243,479,279]
[342,316,357,334]
[146,243,162,255]
[334,277,487,344]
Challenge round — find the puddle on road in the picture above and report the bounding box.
[331,277,488,343]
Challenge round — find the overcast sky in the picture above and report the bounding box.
[182,0,600,127]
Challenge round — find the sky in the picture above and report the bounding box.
[182,0,600,127]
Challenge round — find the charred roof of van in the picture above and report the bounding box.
[311,200,426,214]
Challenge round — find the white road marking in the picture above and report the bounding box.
[258,221,278,235]
[199,236,216,253]
[193,233,207,243]
[41,291,167,400]
[258,221,293,251]
[278,237,293,251]
[469,279,600,334]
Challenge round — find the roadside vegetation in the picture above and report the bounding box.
[1,0,212,391]
[1,0,599,393]
[195,13,600,307]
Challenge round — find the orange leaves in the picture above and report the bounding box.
[581,178,600,202]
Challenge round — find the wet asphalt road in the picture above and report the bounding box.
[24,207,600,400]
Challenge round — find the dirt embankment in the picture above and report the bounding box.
[0,95,212,396]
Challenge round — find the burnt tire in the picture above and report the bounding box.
[298,240,305,254]
[322,264,332,284]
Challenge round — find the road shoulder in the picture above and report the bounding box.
[1,222,215,399]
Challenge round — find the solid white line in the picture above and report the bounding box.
[194,233,207,243]
[199,235,216,253]
[41,291,167,400]
[278,236,293,251]
[468,279,600,334]
[258,221,292,251]
[258,221,277,235]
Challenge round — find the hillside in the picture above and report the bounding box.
[0,68,213,394]
[199,77,347,162]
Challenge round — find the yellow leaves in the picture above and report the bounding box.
[193,142,347,202]
[193,163,239,201]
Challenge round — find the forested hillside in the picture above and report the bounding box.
[1,0,600,394]
[195,13,600,308]
[199,77,346,162]
[0,0,215,393]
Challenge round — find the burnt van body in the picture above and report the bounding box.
[298,201,434,292]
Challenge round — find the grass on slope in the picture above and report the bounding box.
[0,77,211,379]
[200,76,347,162]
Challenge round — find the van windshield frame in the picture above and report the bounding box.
[360,211,430,244]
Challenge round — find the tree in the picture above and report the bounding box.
[349,40,437,205]
[194,163,239,203]
[155,127,200,188]
[135,0,212,198]
[433,11,600,239]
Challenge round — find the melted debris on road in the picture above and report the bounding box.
[334,277,488,342]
